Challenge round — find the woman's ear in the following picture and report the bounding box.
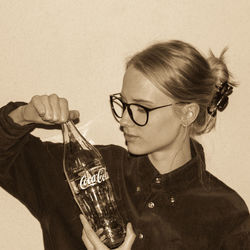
[181,103,200,127]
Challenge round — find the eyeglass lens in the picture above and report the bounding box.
[111,97,148,126]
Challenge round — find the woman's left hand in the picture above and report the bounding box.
[80,214,136,250]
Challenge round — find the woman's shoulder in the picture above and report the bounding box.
[203,170,249,213]
[191,138,249,213]
[204,172,250,244]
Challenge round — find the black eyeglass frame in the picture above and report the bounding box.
[109,93,186,126]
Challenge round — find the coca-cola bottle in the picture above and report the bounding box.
[62,120,126,248]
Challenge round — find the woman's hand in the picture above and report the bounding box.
[9,94,80,126]
[80,214,136,250]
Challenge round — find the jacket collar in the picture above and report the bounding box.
[135,138,206,192]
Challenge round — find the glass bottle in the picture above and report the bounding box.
[62,120,126,248]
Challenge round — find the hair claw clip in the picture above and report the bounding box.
[207,82,233,117]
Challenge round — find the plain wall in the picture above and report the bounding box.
[0,1,249,249]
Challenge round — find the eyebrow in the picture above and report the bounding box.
[131,98,154,105]
[120,93,154,105]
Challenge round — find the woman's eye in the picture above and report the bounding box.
[136,106,146,113]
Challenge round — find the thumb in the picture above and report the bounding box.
[69,110,80,120]
[121,223,136,249]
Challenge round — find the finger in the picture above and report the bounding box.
[30,95,46,117]
[23,100,53,125]
[96,228,107,243]
[82,229,94,250]
[80,214,107,249]
[96,228,104,237]
[80,214,98,240]
[100,234,107,242]
[48,94,61,122]
[120,223,136,249]
[41,95,54,122]
[58,98,69,123]
[80,214,94,250]
[80,214,88,227]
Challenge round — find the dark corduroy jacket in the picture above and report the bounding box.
[0,102,250,250]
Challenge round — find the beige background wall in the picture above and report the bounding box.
[0,1,249,249]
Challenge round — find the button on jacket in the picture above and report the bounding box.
[0,102,250,250]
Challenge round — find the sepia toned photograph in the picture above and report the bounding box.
[0,1,249,249]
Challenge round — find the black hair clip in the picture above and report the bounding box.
[207,82,233,117]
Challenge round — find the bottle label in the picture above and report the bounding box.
[79,166,109,190]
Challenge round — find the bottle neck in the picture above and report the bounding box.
[61,120,102,159]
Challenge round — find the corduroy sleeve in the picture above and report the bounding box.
[0,101,51,219]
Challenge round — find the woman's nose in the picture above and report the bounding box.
[119,108,134,127]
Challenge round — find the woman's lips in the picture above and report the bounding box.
[124,133,139,142]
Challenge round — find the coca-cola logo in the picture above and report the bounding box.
[79,167,109,190]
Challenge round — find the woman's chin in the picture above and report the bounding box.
[125,140,148,156]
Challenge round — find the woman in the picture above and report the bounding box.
[1,40,249,249]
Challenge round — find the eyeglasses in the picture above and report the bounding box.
[109,93,183,126]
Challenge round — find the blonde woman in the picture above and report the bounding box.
[1,40,249,249]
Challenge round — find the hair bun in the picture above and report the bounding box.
[206,48,237,118]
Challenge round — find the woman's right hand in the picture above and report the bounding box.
[9,94,80,126]
[80,214,136,250]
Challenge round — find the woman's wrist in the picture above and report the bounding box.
[8,105,31,126]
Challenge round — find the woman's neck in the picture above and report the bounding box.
[148,133,192,175]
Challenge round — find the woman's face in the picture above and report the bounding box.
[120,66,184,156]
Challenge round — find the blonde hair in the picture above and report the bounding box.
[126,40,236,135]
